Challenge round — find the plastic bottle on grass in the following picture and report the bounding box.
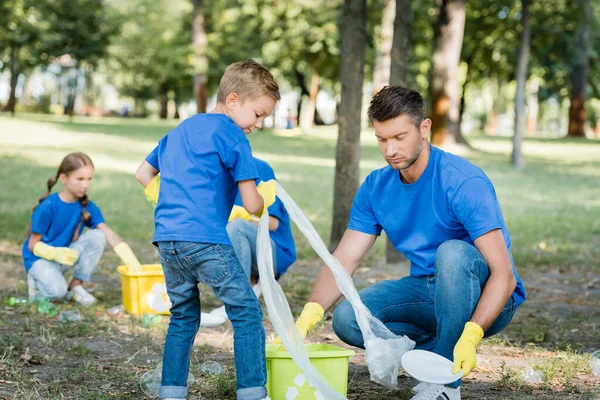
[8,297,27,306]
[142,314,161,327]
[35,297,58,316]
[59,310,81,322]
[140,361,194,397]
[201,361,224,375]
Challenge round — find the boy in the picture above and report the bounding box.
[136,60,279,400]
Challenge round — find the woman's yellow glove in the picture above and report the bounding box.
[114,242,142,271]
[143,175,160,204]
[452,321,484,376]
[228,205,255,222]
[33,242,80,266]
[255,180,277,217]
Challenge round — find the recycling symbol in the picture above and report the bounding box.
[147,283,171,312]
[285,373,325,400]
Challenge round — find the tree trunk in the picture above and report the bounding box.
[526,77,539,135]
[567,0,591,137]
[4,46,20,115]
[373,0,395,92]
[511,0,532,168]
[389,0,412,87]
[174,89,181,119]
[301,71,320,131]
[64,67,79,118]
[159,83,169,119]
[486,76,499,135]
[386,0,412,264]
[192,0,208,113]
[429,0,467,146]
[330,0,367,249]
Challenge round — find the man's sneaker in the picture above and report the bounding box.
[412,381,428,394]
[410,383,460,400]
[200,312,226,327]
[65,285,97,306]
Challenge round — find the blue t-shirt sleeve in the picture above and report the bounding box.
[347,177,382,235]
[224,141,259,182]
[450,177,502,241]
[145,146,159,170]
[85,201,105,229]
[30,200,53,235]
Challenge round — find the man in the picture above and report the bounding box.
[289,87,525,400]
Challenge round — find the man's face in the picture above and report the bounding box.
[373,114,430,171]
[228,94,276,134]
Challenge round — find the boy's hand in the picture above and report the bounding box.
[143,175,160,204]
[33,242,80,266]
[256,180,277,217]
[228,205,255,222]
[452,321,484,376]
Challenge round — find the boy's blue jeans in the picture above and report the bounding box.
[332,240,518,387]
[157,241,267,400]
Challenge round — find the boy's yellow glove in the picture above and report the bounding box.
[114,242,142,271]
[273,302,325,346]
[143,175,160,204]
[452,321,484,376]
[255,180,277,217]
[228,205,255,222]
[33,242,80,266]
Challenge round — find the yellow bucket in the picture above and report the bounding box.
[117,264,171,316]
[265,343,355,399]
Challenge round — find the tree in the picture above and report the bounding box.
[191,0,208,113]
[373,0,395,92]
[330,0,367,249]
[429,0,467,146]
[512,0,532,168]
[567,0,592,137]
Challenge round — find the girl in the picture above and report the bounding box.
[22,152,142,306]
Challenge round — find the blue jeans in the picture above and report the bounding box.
[157,241,267,400]
[226,219,279,281]
[332,240,517,387]
[28,229,106,300]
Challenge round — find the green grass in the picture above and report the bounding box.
[1,113,599,273]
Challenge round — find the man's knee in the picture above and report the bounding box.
[332,301,364,348]
[435,240,480,276]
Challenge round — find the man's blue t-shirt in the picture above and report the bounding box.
[348,146,526,307]
[233,158,297,275]
[146,113,259,245]
[22,193,105,271]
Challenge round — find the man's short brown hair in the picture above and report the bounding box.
[216,59,280,103]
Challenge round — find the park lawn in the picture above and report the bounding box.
[0,114,598,399]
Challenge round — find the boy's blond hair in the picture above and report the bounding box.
[216,59,280,103]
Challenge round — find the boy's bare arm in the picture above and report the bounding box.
[238,179,264,215]
[136,160,159,186]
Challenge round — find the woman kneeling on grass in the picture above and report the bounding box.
[22,152,142,306]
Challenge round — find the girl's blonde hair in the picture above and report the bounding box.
[26,152,95,241]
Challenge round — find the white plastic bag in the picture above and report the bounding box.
[257,182,415,396]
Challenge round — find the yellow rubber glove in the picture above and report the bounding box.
[143,175,160,204]
[114,242,142,271]
[273,302,325,345]
[228,205,255,222]
[452,321,484,376]
[255,180,277,217]
[33,242,80,266]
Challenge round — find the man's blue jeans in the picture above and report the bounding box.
[332,240,517,386]
[157,241,267,400]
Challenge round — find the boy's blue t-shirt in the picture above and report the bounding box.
[22,193,105,271]
[233,158,297,275]
[146,113,259,245]
[348,146,526,307]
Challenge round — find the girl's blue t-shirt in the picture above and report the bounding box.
[233,157,297,276]
[348,146,526,307]
[22,193,105,271]
[147,113,259,245]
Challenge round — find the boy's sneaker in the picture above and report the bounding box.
[65,285,97,306]
[412,381,428,394]
[410,383,460,400]
[209,305,228,320]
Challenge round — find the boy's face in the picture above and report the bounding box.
[226,94,276,134]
